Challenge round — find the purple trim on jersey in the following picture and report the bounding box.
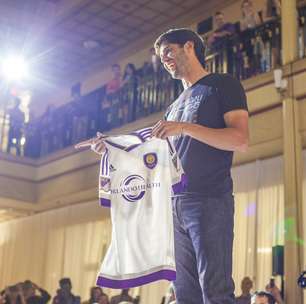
[125,144,142,152]
[96,269,176,289]
[105,128,152,152]
[138,129,152,138]
[101,152,109,176]
[130,132,146,143]
[105,140,142,152]
[137,127,152,136]
[100,198,111,207]
[172,181,183,194]
[105,153,109,176]
[130,128,152,142]
[172,174,187,194]
[105,140,126,151]
[166,138,175,155]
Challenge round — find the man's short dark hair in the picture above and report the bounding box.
[154,28,206,67]
[59,278,71,287]
[23,280,33,290]
[215,11,224,16]
[253,291,275,304]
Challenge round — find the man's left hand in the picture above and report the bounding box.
[152,120,186,139]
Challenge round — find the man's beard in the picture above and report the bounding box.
[170,68,181,79]
[168,52,187,80]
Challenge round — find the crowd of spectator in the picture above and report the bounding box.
[0,279,140,304]
[1,1,306,159]
[205,0,284,80]
[158,276,285,304]
[0,275,289,304]
[3,57,178,158]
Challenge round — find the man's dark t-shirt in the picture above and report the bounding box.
[166,73,248,196]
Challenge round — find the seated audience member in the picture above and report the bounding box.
[22,281,51,304]
[106,64,122,95]
[235,276,253,304]
[85,287,108,304]
[240,0,262,31]
[109,290,134,304]
[1,284,26,304]
[251,291,275,304]
[265,0,281,20]
[52,278,80,304]
[207,11,236,50]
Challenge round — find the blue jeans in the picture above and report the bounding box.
[172,193,235,304]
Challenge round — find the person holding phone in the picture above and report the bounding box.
[265,278,283,304]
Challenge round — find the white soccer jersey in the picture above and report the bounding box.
[96,127,185,289]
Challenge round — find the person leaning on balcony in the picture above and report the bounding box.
[106,64,122,95]
[240,0,262,31]
[265,0,281,21]
[121,63,138,123]
[264,0,282,68]
[207,11,236,51]
[6,97,25,156]
[102,64,122,129]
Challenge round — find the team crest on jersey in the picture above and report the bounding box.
[143,153,157,169]
[100,177,110,191]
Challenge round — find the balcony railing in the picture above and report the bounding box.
[1,68,181,158]
[205,18,282,79]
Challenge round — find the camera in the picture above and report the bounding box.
[298,271,306,288]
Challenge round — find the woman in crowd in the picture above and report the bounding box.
[266,0,281,20]
[240,0,262,31]
[85,287,108,304]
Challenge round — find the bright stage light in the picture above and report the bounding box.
[1,55,29,81]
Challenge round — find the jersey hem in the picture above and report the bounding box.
[99,198,111,207]
[96,268,176,289]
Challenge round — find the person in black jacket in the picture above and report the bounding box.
[22,281,50,304]
[52,278,80,304]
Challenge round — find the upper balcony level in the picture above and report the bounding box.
[1,5,306,158]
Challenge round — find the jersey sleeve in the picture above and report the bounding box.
[166,139,186,195]
[217,74,248,115]
[99,150,111,207]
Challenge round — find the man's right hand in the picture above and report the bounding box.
[75,132,107,154]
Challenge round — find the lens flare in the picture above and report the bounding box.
[1,55,29,81]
